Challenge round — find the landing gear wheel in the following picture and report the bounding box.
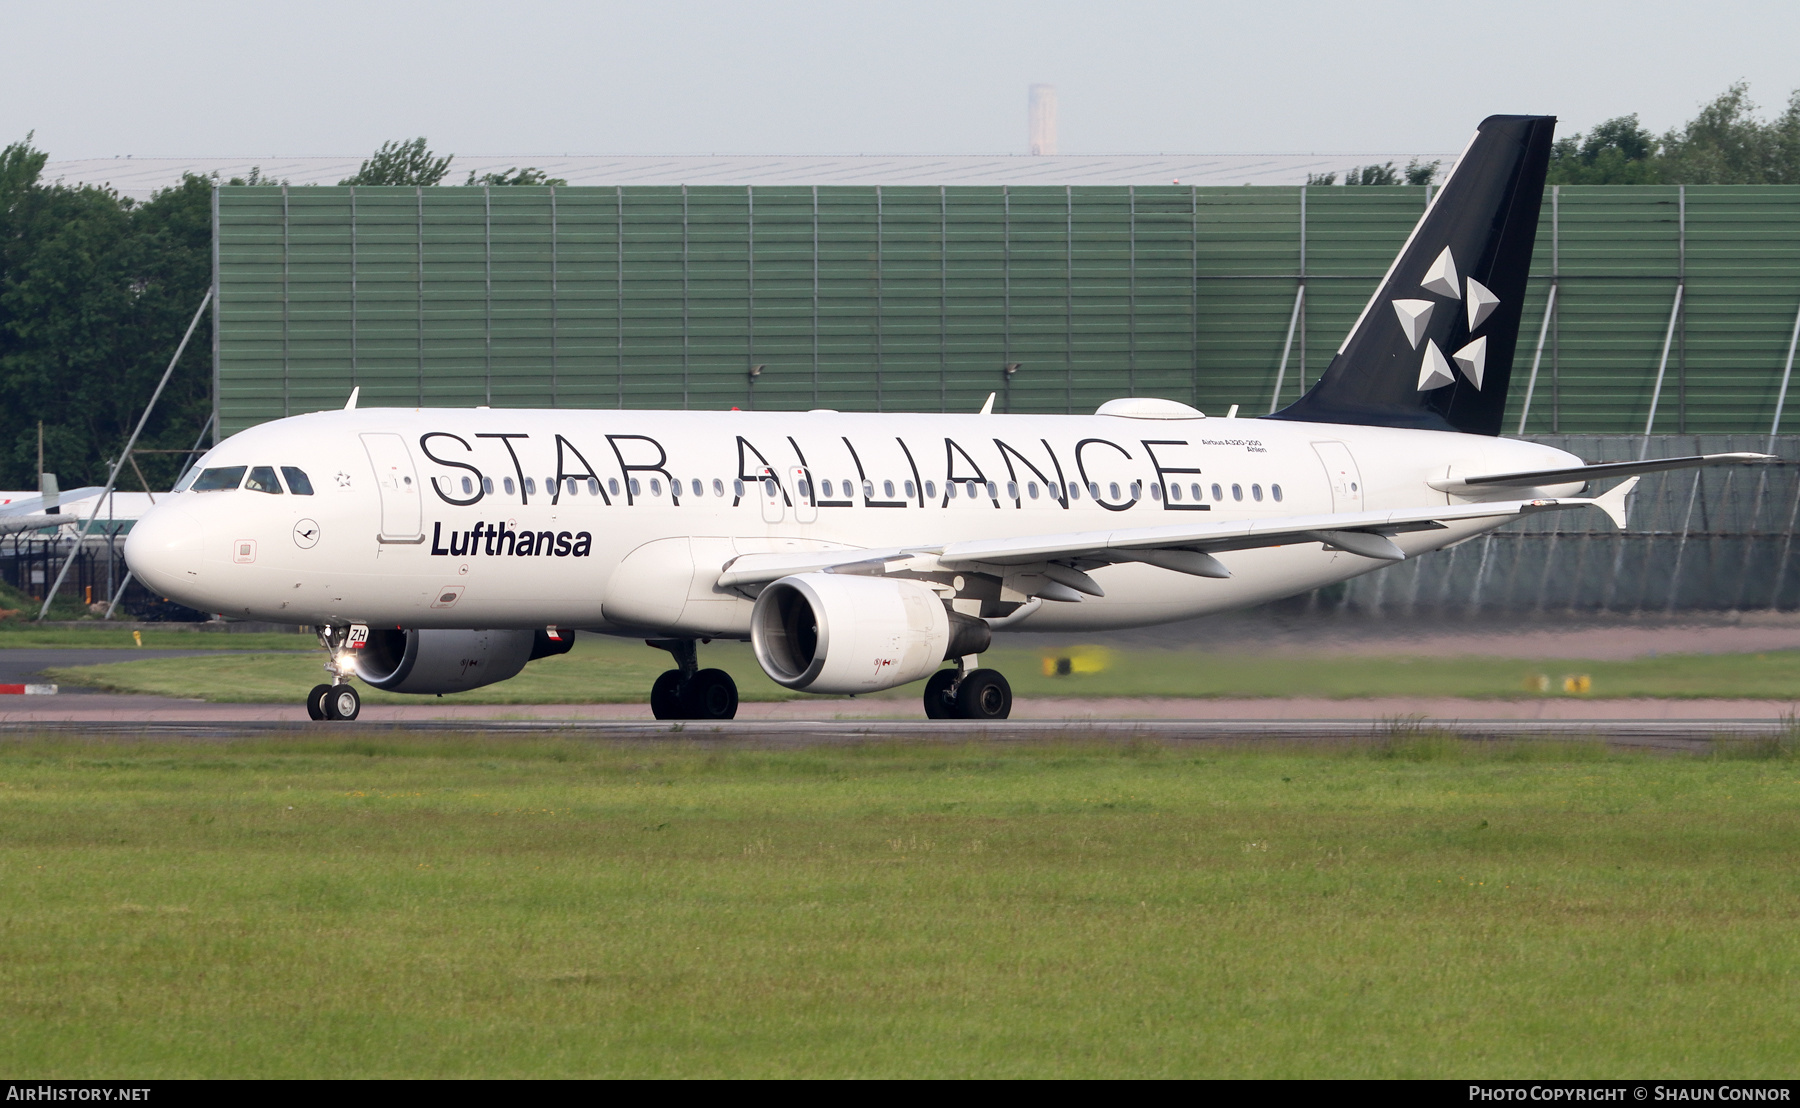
[923,668,958,719]
[306,683,333,721]
[323,684,361,721]
[682,669,739,720]
[650,670,685,720]
[955,669,1012,720]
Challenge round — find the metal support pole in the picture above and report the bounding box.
[37,289,212,620]
[1640,284,1684,460]
[1516,284,1557,434]
[1767,298,1800,452]
[104,413,214,621]
[1268,285,1306,413]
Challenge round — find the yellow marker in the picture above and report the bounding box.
[1526,673,1550,693]
[132,630,142,647]
[1039,645,1114,676]
[1562,674,1591,694]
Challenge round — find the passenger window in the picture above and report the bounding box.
[1150,483,1162,501]
[1027,481,1039,499]
[587,478,600,497]
[692,478,703,497]
[1006,481,1018,499]
[629,479,641,497]
[280,467,314,495]
[1272,484,1284,502]
[461,476,474,496]
[863,480,875,499]
[1068,482,1081,501]
[733,479,745,498]
[798,479,811,499]
[609,478,620,497]
[904,480,916,498]
[1169,483,1181,501]
[712,478,725,497]
[1252,484,1264,502]
[1130,481,1141,499]
[1232,484,1244,501]
[821,479,834,498]
[1108,482,1120,500]
[245,466,283,494]
[1212,483,1224,501]
[925,481,937,499]
[883,480,895,498]
[946,482,958,500]
[191,466,247,492]
[763,477,778,498]
[986,481,997,499]
[1192,483,1203,501]
[482,476,494,495]
[524,476,537,496]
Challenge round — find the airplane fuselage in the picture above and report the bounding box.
[125,406,1585,635]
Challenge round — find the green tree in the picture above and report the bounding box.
[1344,162,1400,186]
[464,166,568,187]
[1404,158,1440,186]
[1548,114,1662,184]
[1659,84,1800,184]
[338,138,452,186]
[1304,171,1337,186]
[0,135,212,491]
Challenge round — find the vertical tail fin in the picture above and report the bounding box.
[1269,115,1556,436]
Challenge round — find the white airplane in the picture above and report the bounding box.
[124,116,1772,722]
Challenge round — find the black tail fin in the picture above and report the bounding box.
[1269,115,1556,436]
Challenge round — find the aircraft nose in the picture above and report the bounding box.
[125,502,205,596]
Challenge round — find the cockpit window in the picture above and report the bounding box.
[173,468,199,493]
[191,466,247,492]
[245,466,283,494]
[281,467,315,495]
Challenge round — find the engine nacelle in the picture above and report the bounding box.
[352,628,566,694]
[751,573,989,694]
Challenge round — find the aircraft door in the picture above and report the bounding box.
[1311,441,1364,514]
[361,432,425,543]
[789,466,818,523]
[756,466,784,523]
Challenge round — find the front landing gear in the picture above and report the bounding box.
[647,639,739,721]
[307,625,363,722]
[923,657,1013,720]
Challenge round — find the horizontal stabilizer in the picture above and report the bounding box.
[1428,452,1774,493]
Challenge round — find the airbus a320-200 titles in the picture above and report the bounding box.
[125,116,1773,721]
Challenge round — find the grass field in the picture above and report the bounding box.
[38,636,1800,703]
[1,734,1796,1077]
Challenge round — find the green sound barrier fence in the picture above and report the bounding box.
[214,183,1800,439]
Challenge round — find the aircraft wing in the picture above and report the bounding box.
[1427,452,1773,493]
[716,488,1630,590]
[0,487,105,518]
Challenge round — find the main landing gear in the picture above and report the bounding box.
[647,638,739,721]
[923,657,1013,720]
[306,625,362,721]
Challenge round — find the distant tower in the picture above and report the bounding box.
[1028,84,1057,155]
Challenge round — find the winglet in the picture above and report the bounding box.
[1594,476,1638,529]
[978,393,995,415]
[345,386,360,411]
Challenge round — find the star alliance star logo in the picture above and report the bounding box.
[335,472,352,487]
[1393,246,1499,392]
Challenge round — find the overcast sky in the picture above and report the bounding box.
[5,0,1798,159]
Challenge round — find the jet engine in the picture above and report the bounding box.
[351,628,572,695]
[751,573,990,694]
